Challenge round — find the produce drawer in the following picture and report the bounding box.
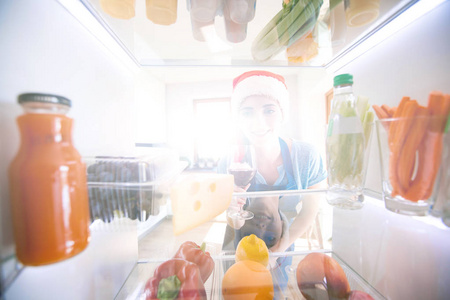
[115,250,385,299]
[84,151,186,223]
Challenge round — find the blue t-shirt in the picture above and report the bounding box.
[288,140,327,189]
[217,139,327,190]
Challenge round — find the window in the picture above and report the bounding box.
[193,98,232,168]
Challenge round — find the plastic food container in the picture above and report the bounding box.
[226,0,256,24]
[190,16,215,42]
[189,0,220,22]
[84,150,186,223]
[345,0,380,27]
[223,0,248,43]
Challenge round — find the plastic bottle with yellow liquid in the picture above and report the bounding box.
[146,0,178,25]
[344,0,379,27]
[100,0,136,19]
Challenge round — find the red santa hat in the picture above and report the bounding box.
[231,70,289,120]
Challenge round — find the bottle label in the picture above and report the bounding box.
[329,116,363,135]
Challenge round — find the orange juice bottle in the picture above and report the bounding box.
[9,93,90,266]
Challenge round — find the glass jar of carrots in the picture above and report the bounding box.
[8,93,90,266]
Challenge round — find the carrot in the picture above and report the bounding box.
[387,106,397,117]
[388,97,410,147]
[440,93,450,127]
[372,104,389,120]
[382,92,449,202]
[389,99,418,197]
[392,97,410,118]
[404,132,443,201]
[445,93,450,110]
[428,91,448,132]
[397,106,430,193]
[373,104,397,132]
[403,92,450,201]
[372,104,390,131]
[381,104,395,118]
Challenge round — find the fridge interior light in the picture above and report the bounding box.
[327,0,446,73]
[58,0,152,70]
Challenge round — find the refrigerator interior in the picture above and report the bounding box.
[1,0,450,299]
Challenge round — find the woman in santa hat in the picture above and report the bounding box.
[218,70,327,275]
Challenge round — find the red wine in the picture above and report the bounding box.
[228,168,256,187]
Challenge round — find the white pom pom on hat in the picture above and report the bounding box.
[231,70,289,119]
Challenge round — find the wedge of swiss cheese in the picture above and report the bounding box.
[171,173,234,235]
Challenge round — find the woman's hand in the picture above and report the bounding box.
[267,238,291,269]
[226,184,251,229]
[267,238,290,268]
[229,183,250,208]
[269,238,290,254]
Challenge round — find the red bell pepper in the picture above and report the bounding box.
[173,242,214,283]
[144,258,207,300]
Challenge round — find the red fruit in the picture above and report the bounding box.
[296,253,351,300]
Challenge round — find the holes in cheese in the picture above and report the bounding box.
[171,174,234,236]
[193,200,201,211]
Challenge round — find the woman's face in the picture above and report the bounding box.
[238,95,284,146]
[239,197,283,249]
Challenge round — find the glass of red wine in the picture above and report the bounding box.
[227,145,256,220]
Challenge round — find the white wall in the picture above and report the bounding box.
[135,70,166,144]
